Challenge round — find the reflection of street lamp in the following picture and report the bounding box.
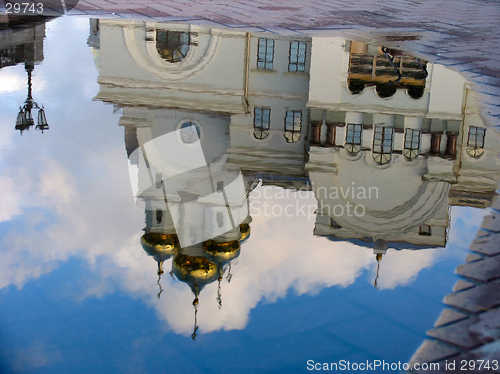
[15,64,48,134]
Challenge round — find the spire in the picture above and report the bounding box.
[191,282,200,341]
[217,277,222,309]
[156,261,164,299]
[373,254,383,288]
[157,273,164,299]
[226,263,232,283]
[191,303,198,341]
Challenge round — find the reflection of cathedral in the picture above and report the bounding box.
[91,19,500,312]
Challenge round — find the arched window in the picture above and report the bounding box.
[375,83,397,98]
[403,128,420,160]
[284,110,302,143]
[180,122,201,143]
[345,124,362,154]
[347,79,366,95]
[407,85,425,99]
[253,107,270,139]
[372,126,393,164]
[156,31,191,63]
[467,126,486,158]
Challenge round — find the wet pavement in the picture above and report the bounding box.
[1,1,500,373]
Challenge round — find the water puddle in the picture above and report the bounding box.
[0,15,499,373]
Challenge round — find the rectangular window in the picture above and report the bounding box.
[257,38,274,70]
[345,124,362,149]
[419,225,431,236]
[404,128,420,150]
[284,110,302,143]
[403,128,420,160]
[373,126,393,155]
[288,41,307,72]
[254,108,271,130]
[373,126,393,164]
[253,108,271,139]
[467,126,486,148]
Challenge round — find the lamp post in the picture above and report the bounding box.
[15,63,48,134]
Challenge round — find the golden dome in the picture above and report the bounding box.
[203,240,241,263]
[141,232,179,259]
[239,223,251,242]
[172,254,218,284]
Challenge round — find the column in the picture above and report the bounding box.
[324,124,336,147]
[310,122,322,146]
[444,131,458,159]
[430,132,442,155]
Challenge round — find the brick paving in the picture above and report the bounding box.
[409,197,500,372]
[3,0,500,370]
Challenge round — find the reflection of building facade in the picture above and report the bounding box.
[0,21,44,69]
[306,39,500,259]
[92,20,500,299]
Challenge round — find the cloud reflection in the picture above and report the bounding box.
[0,16,488,339]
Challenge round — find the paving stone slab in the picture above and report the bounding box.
[481,212,500,232]
[452,280,476,292]
[470,232,500,256]
[427,315,495,350]
[466,253,484,263]
[457,255,500,283]
[434,308,469,327]
[408,339,460,367]
[444,279,500,314]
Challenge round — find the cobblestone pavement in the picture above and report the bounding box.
[408,197,500,372]
[3,0,500,370]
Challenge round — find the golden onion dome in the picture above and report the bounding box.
[172,254,218,285]
[239,223,251,242]
[141,232,179,263]
[203,240,241,264]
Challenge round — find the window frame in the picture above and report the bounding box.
[257,38,275,70]
[403,128,421,160]
[467,126,486,158]
[156,31,192,63]
[288,41,307,72]
[372,126,394,164]
[345,123,362,154]
[284,110,302,143]
[253,107,271,140]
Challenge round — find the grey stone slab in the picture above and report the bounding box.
[452,280,475,292]
[444,279,500,314]
[409,339,460,367]
[474,229,493,240]
[434,308,469,327]
[480,211,500,233]
[427,315,494,350]
[459,339,500,362]
[466,253,484,263]
[470,232,500,256]
[457,255,500,283]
